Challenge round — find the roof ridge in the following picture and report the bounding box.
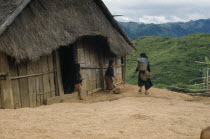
[94,0,134,49]
[0,0,31,36]
[0,0,134,49]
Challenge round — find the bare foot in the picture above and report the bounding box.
[108,90,113,94]
[78,96,84,100]
[145,91,149,95]
[139,89,142,93]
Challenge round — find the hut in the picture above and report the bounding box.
[0,0,134,109]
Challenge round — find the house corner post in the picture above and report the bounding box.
[55,51,64,97]
[123,55,127,84]
[0,52,14,109]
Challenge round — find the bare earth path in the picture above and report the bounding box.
[0,85,210,139]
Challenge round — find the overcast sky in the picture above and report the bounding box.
[102,0,210,24]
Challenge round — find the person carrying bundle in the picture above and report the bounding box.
[134,53,153,95]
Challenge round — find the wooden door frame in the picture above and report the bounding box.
[55,51,64,97]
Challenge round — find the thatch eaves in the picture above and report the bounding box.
[0,0,134,61]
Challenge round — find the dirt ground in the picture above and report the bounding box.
[0,84,210,139]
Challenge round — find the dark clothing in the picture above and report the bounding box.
[105,76,115,90]
[135,63,153,90]
[105,66,114,77]
[105,66,115,90]
[73,72,82,84]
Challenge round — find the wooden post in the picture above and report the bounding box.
[122,56,127,84]
[55,51,64,96]
[0,84,2,108]
[18,63,30,107]
[27,62,36,107]
[52,52,59,96]
[207,68,209,89]
[195,61,210,89]
[0,52,14,109]
[9,60,21,108]
[0,0,31,36]
[99,51,105,90]
[42,56,51,105]
[48,55,56,97]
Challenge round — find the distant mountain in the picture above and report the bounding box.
[126,33,210,88]
[119,19,210,38]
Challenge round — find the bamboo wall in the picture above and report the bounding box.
[0,68,2,108]
[0,83,1,108]
[7,54,58,109]
[0,52,14,109]
[0,37,125,109]
[76,38,124,93]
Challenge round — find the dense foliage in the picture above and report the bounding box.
[126,33,210,88]
[119,19,210,39]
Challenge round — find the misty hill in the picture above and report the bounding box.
[119,19,210,38]
[126,33,210,88]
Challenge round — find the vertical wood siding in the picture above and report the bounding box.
[8,54,57,108]
[76,38,124,93]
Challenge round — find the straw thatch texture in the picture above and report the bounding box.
[0,0,134,61]
[0,0,23,25]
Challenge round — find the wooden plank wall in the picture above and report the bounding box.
[102,51,123,85]
[0,83,2,108]
[77,38,101,93]
[8,54,57,108]
[9,61,21,108]
[115,59,123,84]
[76,38,124,92]
[0,52,14,109]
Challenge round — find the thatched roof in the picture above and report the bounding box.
[0,0,134,61]
[0,0,23,26]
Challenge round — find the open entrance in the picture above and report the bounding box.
[58,36,123,95]
[59,44,77,94]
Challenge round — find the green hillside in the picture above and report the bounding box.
[126,33,210,88]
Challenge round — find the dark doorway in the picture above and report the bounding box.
[59,44,77,94]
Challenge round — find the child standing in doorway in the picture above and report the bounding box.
[105,60,118,92]
[73,63,83,100]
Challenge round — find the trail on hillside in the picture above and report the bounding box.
[0,85,210,139]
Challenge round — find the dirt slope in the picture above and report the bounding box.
[0,85,210,139]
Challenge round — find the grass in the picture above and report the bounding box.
[126,33,210,89]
